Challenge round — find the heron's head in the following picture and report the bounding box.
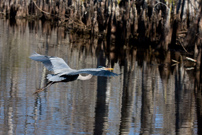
[98,66,113,71]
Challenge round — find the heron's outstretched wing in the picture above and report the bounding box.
[29,52,71,74]
[61,68,119,77]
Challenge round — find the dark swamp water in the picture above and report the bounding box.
[0,19,201,135]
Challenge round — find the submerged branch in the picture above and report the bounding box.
[33,1,50,15]
[154,1,170,10]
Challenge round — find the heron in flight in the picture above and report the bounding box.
[29,52,118,93]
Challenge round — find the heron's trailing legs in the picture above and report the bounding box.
[33,81,54,94]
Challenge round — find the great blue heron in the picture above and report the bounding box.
[30,52,119,93]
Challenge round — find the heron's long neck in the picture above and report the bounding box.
[77,74,93,80]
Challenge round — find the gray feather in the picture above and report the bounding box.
[29,52,71,74]
[47,74,66,82]
[59,68,119,77]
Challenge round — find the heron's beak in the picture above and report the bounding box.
[105,68,114,71]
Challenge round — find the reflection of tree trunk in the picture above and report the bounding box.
[40,67,47,89]
[140,62,153,134]
[119,60,135,134]
[39,35,49,91]
[196,47,202,135]
[8,105,13,135]
[175,65,182,133]
[196,88,202,135]
[33,96,41,132]
[174,64,196,134]
[163,73,176,134]
[7,60,18,135]
[94,39,108,135]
